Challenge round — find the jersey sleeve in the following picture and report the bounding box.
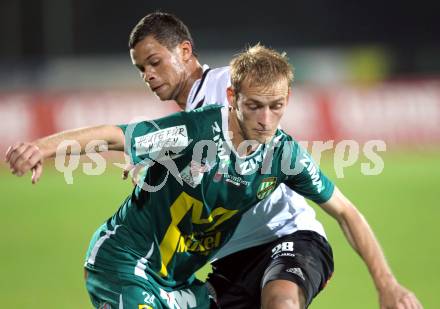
[282,141,334,204]
[117,112,193,165]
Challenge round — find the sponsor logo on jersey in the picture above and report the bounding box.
[212,121,231,173]
[180,231,222,254]
[138,305,153,309]
[159,192,238,276]
[286,267,305,281]
[257,177,277,199]
[224,174,251,187]
[135,125,189,156]
[299,153,324,193]
[236,155,262,175]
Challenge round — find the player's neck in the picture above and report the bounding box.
[174,59,203,109]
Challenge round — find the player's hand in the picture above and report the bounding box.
[122,163,145,186]
[5,142,44,184]
[379,282,423,309]
[122,163,134,181]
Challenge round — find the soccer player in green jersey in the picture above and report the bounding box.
[5,19,422,309]
[125,12,422,309]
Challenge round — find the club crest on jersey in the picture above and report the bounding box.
[257,177,277,200]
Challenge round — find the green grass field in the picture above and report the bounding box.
[1,150,439,308]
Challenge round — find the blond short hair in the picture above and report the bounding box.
[230,44,294,92]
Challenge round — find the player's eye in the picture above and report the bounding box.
[271,103,283,110]
[247,104,259,110]
[150,59,161,66]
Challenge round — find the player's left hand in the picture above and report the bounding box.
[379,281,423,309]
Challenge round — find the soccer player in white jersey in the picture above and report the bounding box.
[124,12,422,309]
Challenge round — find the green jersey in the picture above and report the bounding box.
[85,105,334,289]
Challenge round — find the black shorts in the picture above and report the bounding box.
[207,231,334,308]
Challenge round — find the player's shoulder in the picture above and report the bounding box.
[186,66,231,110]
[184,104,225,125]
[186,104,224,118]
[206,66,230,81]
[272,129,302,154]
[275,128,296,143]
[203,66,231,91]
[184,105,226,141]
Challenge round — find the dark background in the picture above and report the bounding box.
[1,0,439,75]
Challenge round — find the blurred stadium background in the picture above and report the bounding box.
[1,1,439,308]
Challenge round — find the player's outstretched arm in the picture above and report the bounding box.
[5,125,125,184]
[319,187,423,309]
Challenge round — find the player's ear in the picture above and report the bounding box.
[179,40,193,61]
[226,86,236,108]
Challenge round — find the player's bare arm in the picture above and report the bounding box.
[320,188,423,309]
[5,125,124,183]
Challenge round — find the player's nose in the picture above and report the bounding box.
[143,72,155,84]
[257,107,271,128]
[141,66,156,83]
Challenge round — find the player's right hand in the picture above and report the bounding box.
[5,142,44,184]
[379,281,423,309]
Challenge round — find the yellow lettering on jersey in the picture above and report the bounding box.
[159,193,192,276]
[181,231,222,253]
[159,192,237,276]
